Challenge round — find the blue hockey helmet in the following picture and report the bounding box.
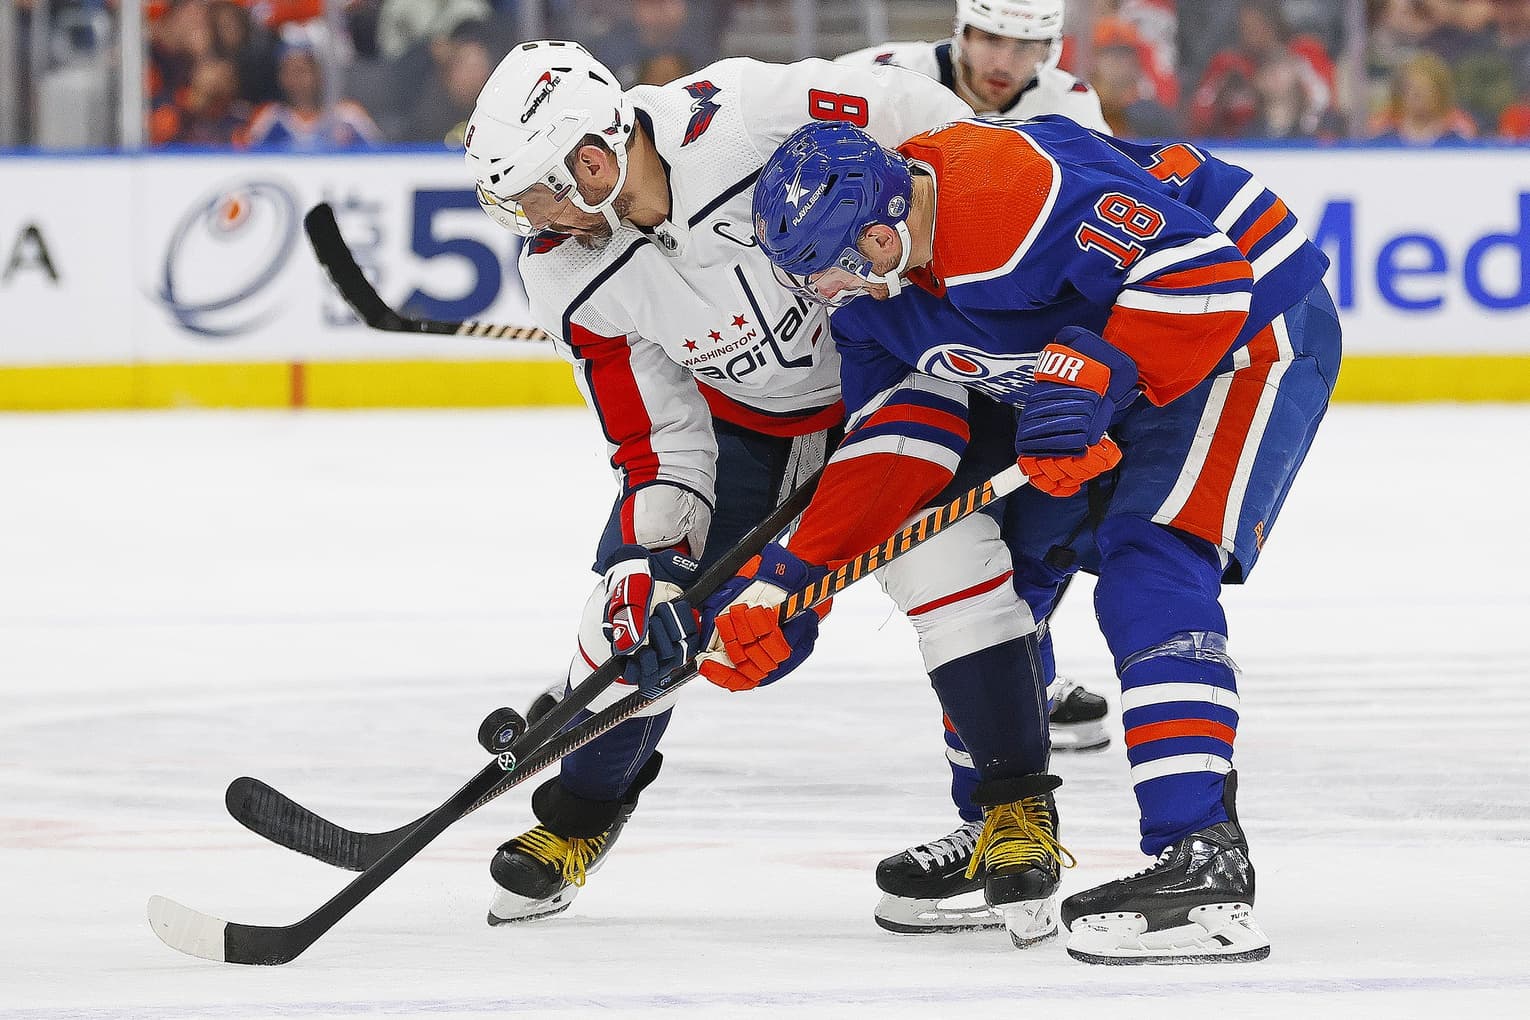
[752,121,915,306]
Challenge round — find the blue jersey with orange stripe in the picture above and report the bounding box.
[834,117,1327,414]
[788,117,1330,567]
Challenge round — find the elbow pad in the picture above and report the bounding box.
[623,483,713,556]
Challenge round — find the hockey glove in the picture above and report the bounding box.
[698,543,828,692]
[601,544,702,698]
[1016,326,1136,497]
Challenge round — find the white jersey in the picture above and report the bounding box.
[519,57,970,518]
[836,39,1109,133]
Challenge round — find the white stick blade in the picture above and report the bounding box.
[147,895,228,962]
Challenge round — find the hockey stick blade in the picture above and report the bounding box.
[220,466,826,870]
[153,677,685,965]
[304,202,548,341]
[225,777,409,872]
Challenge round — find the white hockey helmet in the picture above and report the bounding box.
[464,40,635,236]
[954,0,1066,76]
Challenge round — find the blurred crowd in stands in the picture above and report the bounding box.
[4,0,1530,149]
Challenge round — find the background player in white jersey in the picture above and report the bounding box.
[839,0,1108,132]
[462,41,1062,929]
[842,0,1113,935]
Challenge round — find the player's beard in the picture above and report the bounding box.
[570,191,630,250]
[573,222,614,250]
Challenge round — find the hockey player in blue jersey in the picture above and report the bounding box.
[696,115,1341,963]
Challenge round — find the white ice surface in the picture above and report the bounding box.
[1,406,1528,1019]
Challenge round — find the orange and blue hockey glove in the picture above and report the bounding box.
[1016,326,1137,497]
[697,543,829,692]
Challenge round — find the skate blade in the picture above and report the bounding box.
[1065,902,1270,964]
[1049,721,1111,753]
[873,892,1004,935]
[1000,895,1059,948]
[486,886,577,927]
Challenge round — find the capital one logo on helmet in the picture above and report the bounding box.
[520,72,561,123]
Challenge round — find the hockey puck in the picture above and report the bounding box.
[478,707,528,754]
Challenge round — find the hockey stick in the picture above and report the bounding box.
[224,466,826,870]
[304,202,550,342]
[146,467,822,966]
[226,460,1034,873]
[148,463,1030,965]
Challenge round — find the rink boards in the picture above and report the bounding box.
[2,144,1528,409]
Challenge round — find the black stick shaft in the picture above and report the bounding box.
[304,202,549,342]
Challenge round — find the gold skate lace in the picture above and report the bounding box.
[514,827,607,887]
[964,796,1077,879]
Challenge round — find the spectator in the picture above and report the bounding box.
[1421,0,1498,64]
[1190,0,1335,137]
[591,0,717,86]
[1366,0,1439,123]
[150,0,216,111]
[1440,0,1524,129]
[245,39,382,150]
[397,19,494,145]
[150,54,252,145]
[636,52,692,86]
[1501,0,1530,90]
[377,0,491,60]
[1250,53,1346,138]
[208,0,279,104]
[1092,0,1180,106]
[1370,51,1476,142]
[1092,18,1180,137]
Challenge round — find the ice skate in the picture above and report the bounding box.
[970,774,1074,948]
[1048,676,1110,752]
[1062,771,1270,964]
[487,753,661,925]
[873,819,1003,934]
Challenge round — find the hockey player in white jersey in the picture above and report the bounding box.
[842,0,1112,935]
[839,0,1108,131]
[463,41,1071,928]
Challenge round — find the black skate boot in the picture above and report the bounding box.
[873,819,1004,934]
[487,752,663,925]
[1061,770,1270,964]
[1048,677,1111,752]
[970,774,1074,948]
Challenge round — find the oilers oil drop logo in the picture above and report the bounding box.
[918,344,1039,400]
[157,181,300,338]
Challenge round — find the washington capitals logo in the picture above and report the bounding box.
[681,80,721,146]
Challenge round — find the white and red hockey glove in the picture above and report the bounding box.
[601,545,701,697]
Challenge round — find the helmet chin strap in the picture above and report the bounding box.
[569,141,631,232]
[865,220,915,297]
